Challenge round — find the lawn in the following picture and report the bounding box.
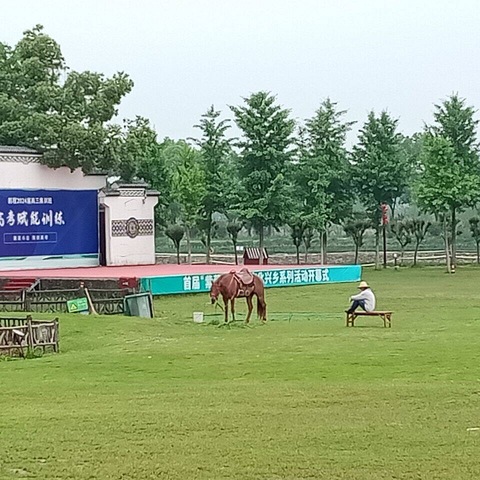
[1,267,480,479]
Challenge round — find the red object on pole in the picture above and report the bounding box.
[381,203,389,225]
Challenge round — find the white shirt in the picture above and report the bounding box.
[350,288,376,312]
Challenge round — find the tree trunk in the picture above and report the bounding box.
[233,239,238,265]
[322,231,328,264]
[391,199,397,219]
[375,227,380,270]
[296,245,300,265]
[176,245,180,265]
[304,247,308,263]
[451,206,457,268]
[186,227,192,264]
[443,216,451,273]
[320,231,324,265]
[258,224,264,264]
[205,215,212,265]
[354,244,359,264]
[413,240,420,266]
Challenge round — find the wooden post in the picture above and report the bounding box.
[26,315,34,354]
[84,287,98,315]
[54,318,59,352]
[23,289,28,312]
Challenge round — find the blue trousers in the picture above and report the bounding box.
[347,299,366,314]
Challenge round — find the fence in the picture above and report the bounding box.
[0,288,132,314]
[0,290,25,312]
[0,315,59,357]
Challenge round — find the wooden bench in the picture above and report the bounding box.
[346,310,393,328]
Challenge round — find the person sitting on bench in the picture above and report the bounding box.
[347,281,376,313]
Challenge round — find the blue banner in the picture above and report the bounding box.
[140,265,362,295]
[0,189,98,257]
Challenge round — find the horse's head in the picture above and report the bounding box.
[210,280,220,304]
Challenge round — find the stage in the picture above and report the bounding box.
[0,263,362,295]
[1,263,301,279]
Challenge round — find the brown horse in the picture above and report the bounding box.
[210,269,267,323]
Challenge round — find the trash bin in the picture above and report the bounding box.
[124,293,154,318]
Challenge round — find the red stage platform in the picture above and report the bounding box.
[0,263,299,280]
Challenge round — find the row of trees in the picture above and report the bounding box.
[1,27,479,270]
[344,216,480,267]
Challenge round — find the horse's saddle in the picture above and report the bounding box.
[231,268,255,297]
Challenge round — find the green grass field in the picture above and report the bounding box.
[2,268,480,479]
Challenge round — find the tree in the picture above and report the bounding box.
[191,106,232,264]
[398,134,424,211]
[343,218,371,264]
[226,220,243,265]
[0,25,133,174]
[117,117,159,182]
[416,135,479,271]
[390,220,412,265]
[303,227,315,263]
[410,218,431,266]
[298,98,354,262]
[230,91,296,264]
[165,225,185,265]
[469,217,480,264]
[137,138,176,229]
[353,111,411,269]
[288,219,306,265]
[429,214,462,273]
[417,95,480,268]
[171,144,206,263]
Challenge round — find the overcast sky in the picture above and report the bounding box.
[3,0,480,144]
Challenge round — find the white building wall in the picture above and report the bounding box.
[100,192,158,266]
[0,162,105,190]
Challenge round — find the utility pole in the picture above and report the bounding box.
[382,203,389,268]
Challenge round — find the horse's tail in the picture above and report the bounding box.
[257,295,267,321]
[253,275,267,321]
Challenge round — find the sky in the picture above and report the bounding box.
[3,0,480,144]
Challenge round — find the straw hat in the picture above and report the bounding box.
[358,281,370,289]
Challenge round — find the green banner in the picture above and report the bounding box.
[140,265,361,296]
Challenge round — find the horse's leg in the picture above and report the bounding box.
[260,294,267,322]
[231,298,236,322]
[252,277,267,322]
[245,296,253,323]
[223,296,229,323]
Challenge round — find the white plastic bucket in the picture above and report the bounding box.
[193,312,204,323]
